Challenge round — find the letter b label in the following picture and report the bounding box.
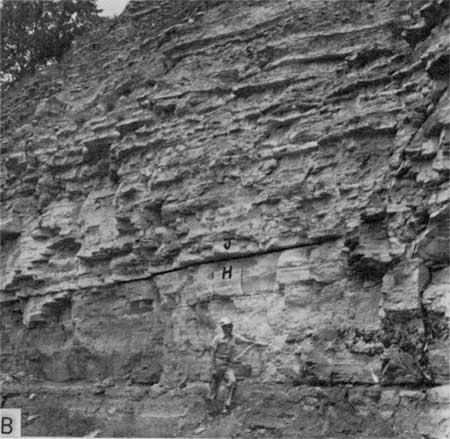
[1,418,12,435]
[0,409,20,438]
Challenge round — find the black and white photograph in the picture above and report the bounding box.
[0,0,449,437]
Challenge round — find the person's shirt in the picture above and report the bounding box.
[211,333,251,362]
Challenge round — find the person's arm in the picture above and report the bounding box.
[235,334,267,347]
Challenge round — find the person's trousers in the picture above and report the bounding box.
[209,363,236,405]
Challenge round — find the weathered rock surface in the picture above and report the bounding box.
[1,0,449,437]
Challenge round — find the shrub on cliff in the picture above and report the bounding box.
[0,0,99,85]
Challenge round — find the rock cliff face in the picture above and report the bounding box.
[1,0,449,437]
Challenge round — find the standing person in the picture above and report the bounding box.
[208,317,266,413]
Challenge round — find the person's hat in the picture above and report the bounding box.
[219,317,232,327]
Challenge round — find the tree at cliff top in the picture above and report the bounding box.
[1,0,99,85]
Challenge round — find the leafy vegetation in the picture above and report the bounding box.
[1,0,99,84]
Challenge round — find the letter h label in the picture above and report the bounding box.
[222,266,232,279]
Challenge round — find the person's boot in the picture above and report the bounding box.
[222,399,231,414]
[207,378,219,401]
[222,384,235,413]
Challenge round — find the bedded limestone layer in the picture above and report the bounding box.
[1,0,449,437]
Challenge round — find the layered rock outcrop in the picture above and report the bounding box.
[1,0,449,437]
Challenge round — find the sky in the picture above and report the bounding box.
[97,0,129,17]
